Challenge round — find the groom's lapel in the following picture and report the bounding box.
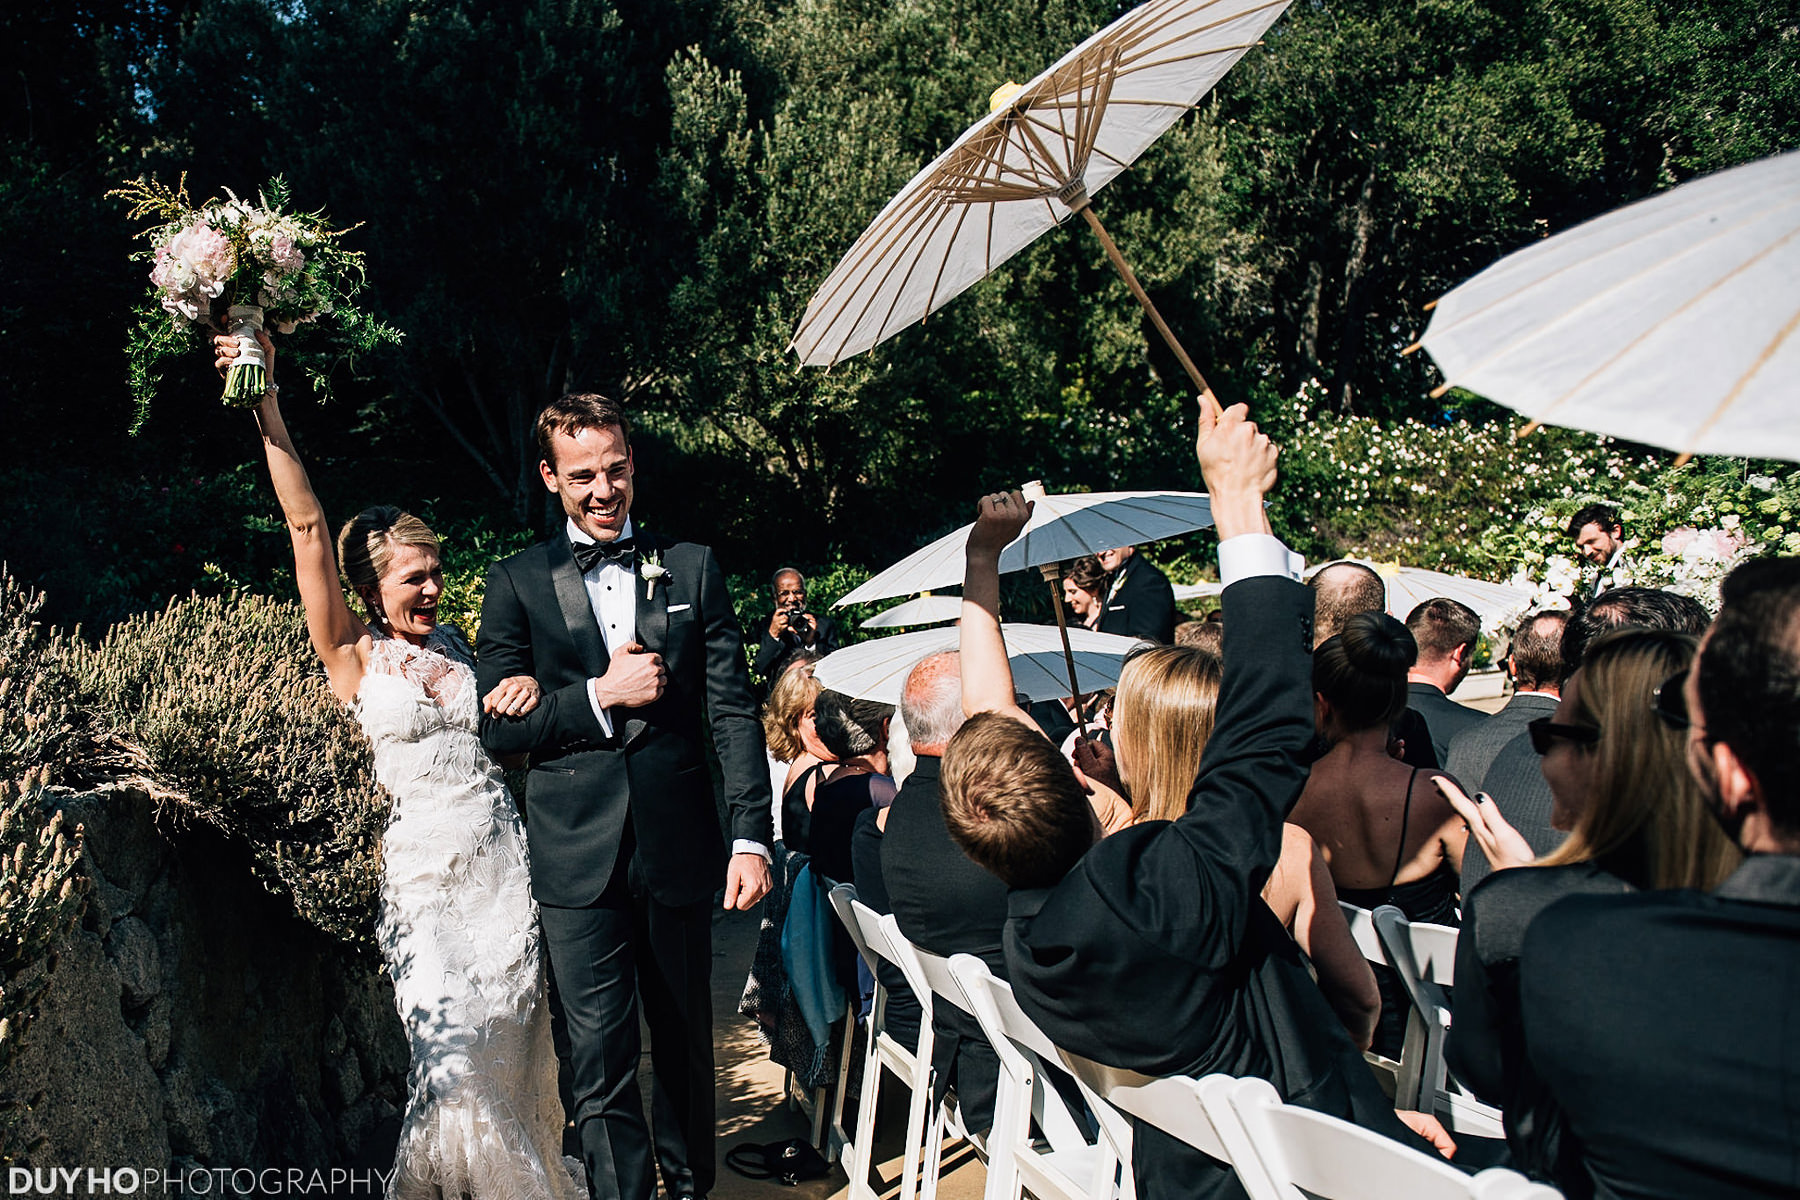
[634,534,670,660]
[548,537,610,680]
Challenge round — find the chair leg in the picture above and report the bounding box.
[827,1004,857,1162]
[846,1021,886,1200]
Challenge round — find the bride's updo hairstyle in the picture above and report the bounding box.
[1313,611,1417,732]
[338,505,441,627]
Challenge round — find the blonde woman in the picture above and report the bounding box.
[1442,627,1741,1183]
[1103,646,1381,1048]
[215,333,576,1199]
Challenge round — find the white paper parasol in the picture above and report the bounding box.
[860,595,964,630]
[816,624,1144,705]
[1414,149,1800,463]
[789,0,1293,396]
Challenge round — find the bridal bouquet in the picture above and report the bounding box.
[113,175,400,429]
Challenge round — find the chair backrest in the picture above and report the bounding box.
[829,883,871,968]
[883,918,975,1018]
[846,898,936,1026]
[1372,904,1459,996]
[1338,901,1383,964]
[1226,1076,1556,1199]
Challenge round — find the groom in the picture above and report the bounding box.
[477,392,773,1200]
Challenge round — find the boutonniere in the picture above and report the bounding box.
[640,550,668,600]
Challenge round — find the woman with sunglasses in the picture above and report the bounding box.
[1440,627,1741,1185]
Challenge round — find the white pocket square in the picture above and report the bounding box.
[667,603,691,613]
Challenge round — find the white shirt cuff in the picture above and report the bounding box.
[1218,533,1304,588]
[732,839,771,861]
[586,679,615,738]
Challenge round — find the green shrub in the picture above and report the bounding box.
[0,768,87,1083]
[0,573,91,782]
[73,593,385,946]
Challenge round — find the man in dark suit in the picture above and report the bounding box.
[1451,610,1567,891]
[1521,557,1800,1200]
[753,567,837,681]
[1403,597,1485,765]
[877,649,1005,1134]
[1096,544,1179,644]
[942,406,1450,1200]
[1567,501,1632,599]
[1474,588,1711,889]
[477,393,773,1200]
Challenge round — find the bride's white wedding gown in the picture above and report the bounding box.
[355,630,579,1200]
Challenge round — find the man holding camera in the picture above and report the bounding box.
[754,567,838,680]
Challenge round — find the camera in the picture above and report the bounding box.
[784,607,814,639]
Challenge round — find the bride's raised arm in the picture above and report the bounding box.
[216,330,369,703]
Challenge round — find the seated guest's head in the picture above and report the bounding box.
[1174,619,1224,660]
[762,654,823,762]
[1112,646,1223,823]
[813,689,893,763]
[941,712,1095,888]
[1309,562,1387,648]
[1686,558,1800,854]
[1561,587,1710,680]
[1507,610,1569,696]
[901,651,964,757]
[1405,597,1481,693]
[1537,629,1740,889]
[1313,612,1416,739]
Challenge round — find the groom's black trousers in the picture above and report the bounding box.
[539,822,716,1200]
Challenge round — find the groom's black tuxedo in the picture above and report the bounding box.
[477,530,772,905]
[478,527,771,1200]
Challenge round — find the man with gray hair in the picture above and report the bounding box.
[876,651,1005,1133]
[754,567,837,680]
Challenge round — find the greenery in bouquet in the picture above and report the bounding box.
[112,174,401,430]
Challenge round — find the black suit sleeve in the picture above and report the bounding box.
[752,628,785,675]
[1128,567,1180,644]
[699,548,775,846]
[476,560,606,758]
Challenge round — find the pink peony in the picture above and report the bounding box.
[1661,527,1699,556]
[268,233,305,274]
[166,223,235,287]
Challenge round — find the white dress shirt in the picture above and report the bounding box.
[568,517,768,862]
[1219,533,1305,587]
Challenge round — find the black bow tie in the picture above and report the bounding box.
[573,537,635,573]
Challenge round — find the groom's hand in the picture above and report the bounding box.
[722,851,772,911]
[592,642,667,709]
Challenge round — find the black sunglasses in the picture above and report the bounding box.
[1653,669,1691,731]
[1527,716,1601,756]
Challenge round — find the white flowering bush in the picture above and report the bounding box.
[1270,380,1800,616]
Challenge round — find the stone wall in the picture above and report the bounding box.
[1,785,408,1184]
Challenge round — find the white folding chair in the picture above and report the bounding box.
[1371,905,1504,1136]
[1339,900,1404,1097]
[1050,1047,1283,1200]
[1225,1075,1561,1200]
[948,954,1118,1200]
[827,888,941,1200]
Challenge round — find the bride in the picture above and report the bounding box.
[216,330,578,1200]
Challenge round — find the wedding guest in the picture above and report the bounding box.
[762,651,823,843]
[877,651,1002,1134]
[1441,629,1740,1186]
[943,404,1452,1200]
[1450,611,1566,891]
[1309,560,1387,646]
[1102,645,1379,1047]
[1475,588,1711,885]
[1288,612,1465,1057]
[1174,618,1224,659]
[801,691,895,889]
[1519,558,1800,1200]
[1566,503,1630,597]
[1061,555,1111,630]
[1403,597,1485,765]
[755,567,838,681]
[1096,544,1180,643]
